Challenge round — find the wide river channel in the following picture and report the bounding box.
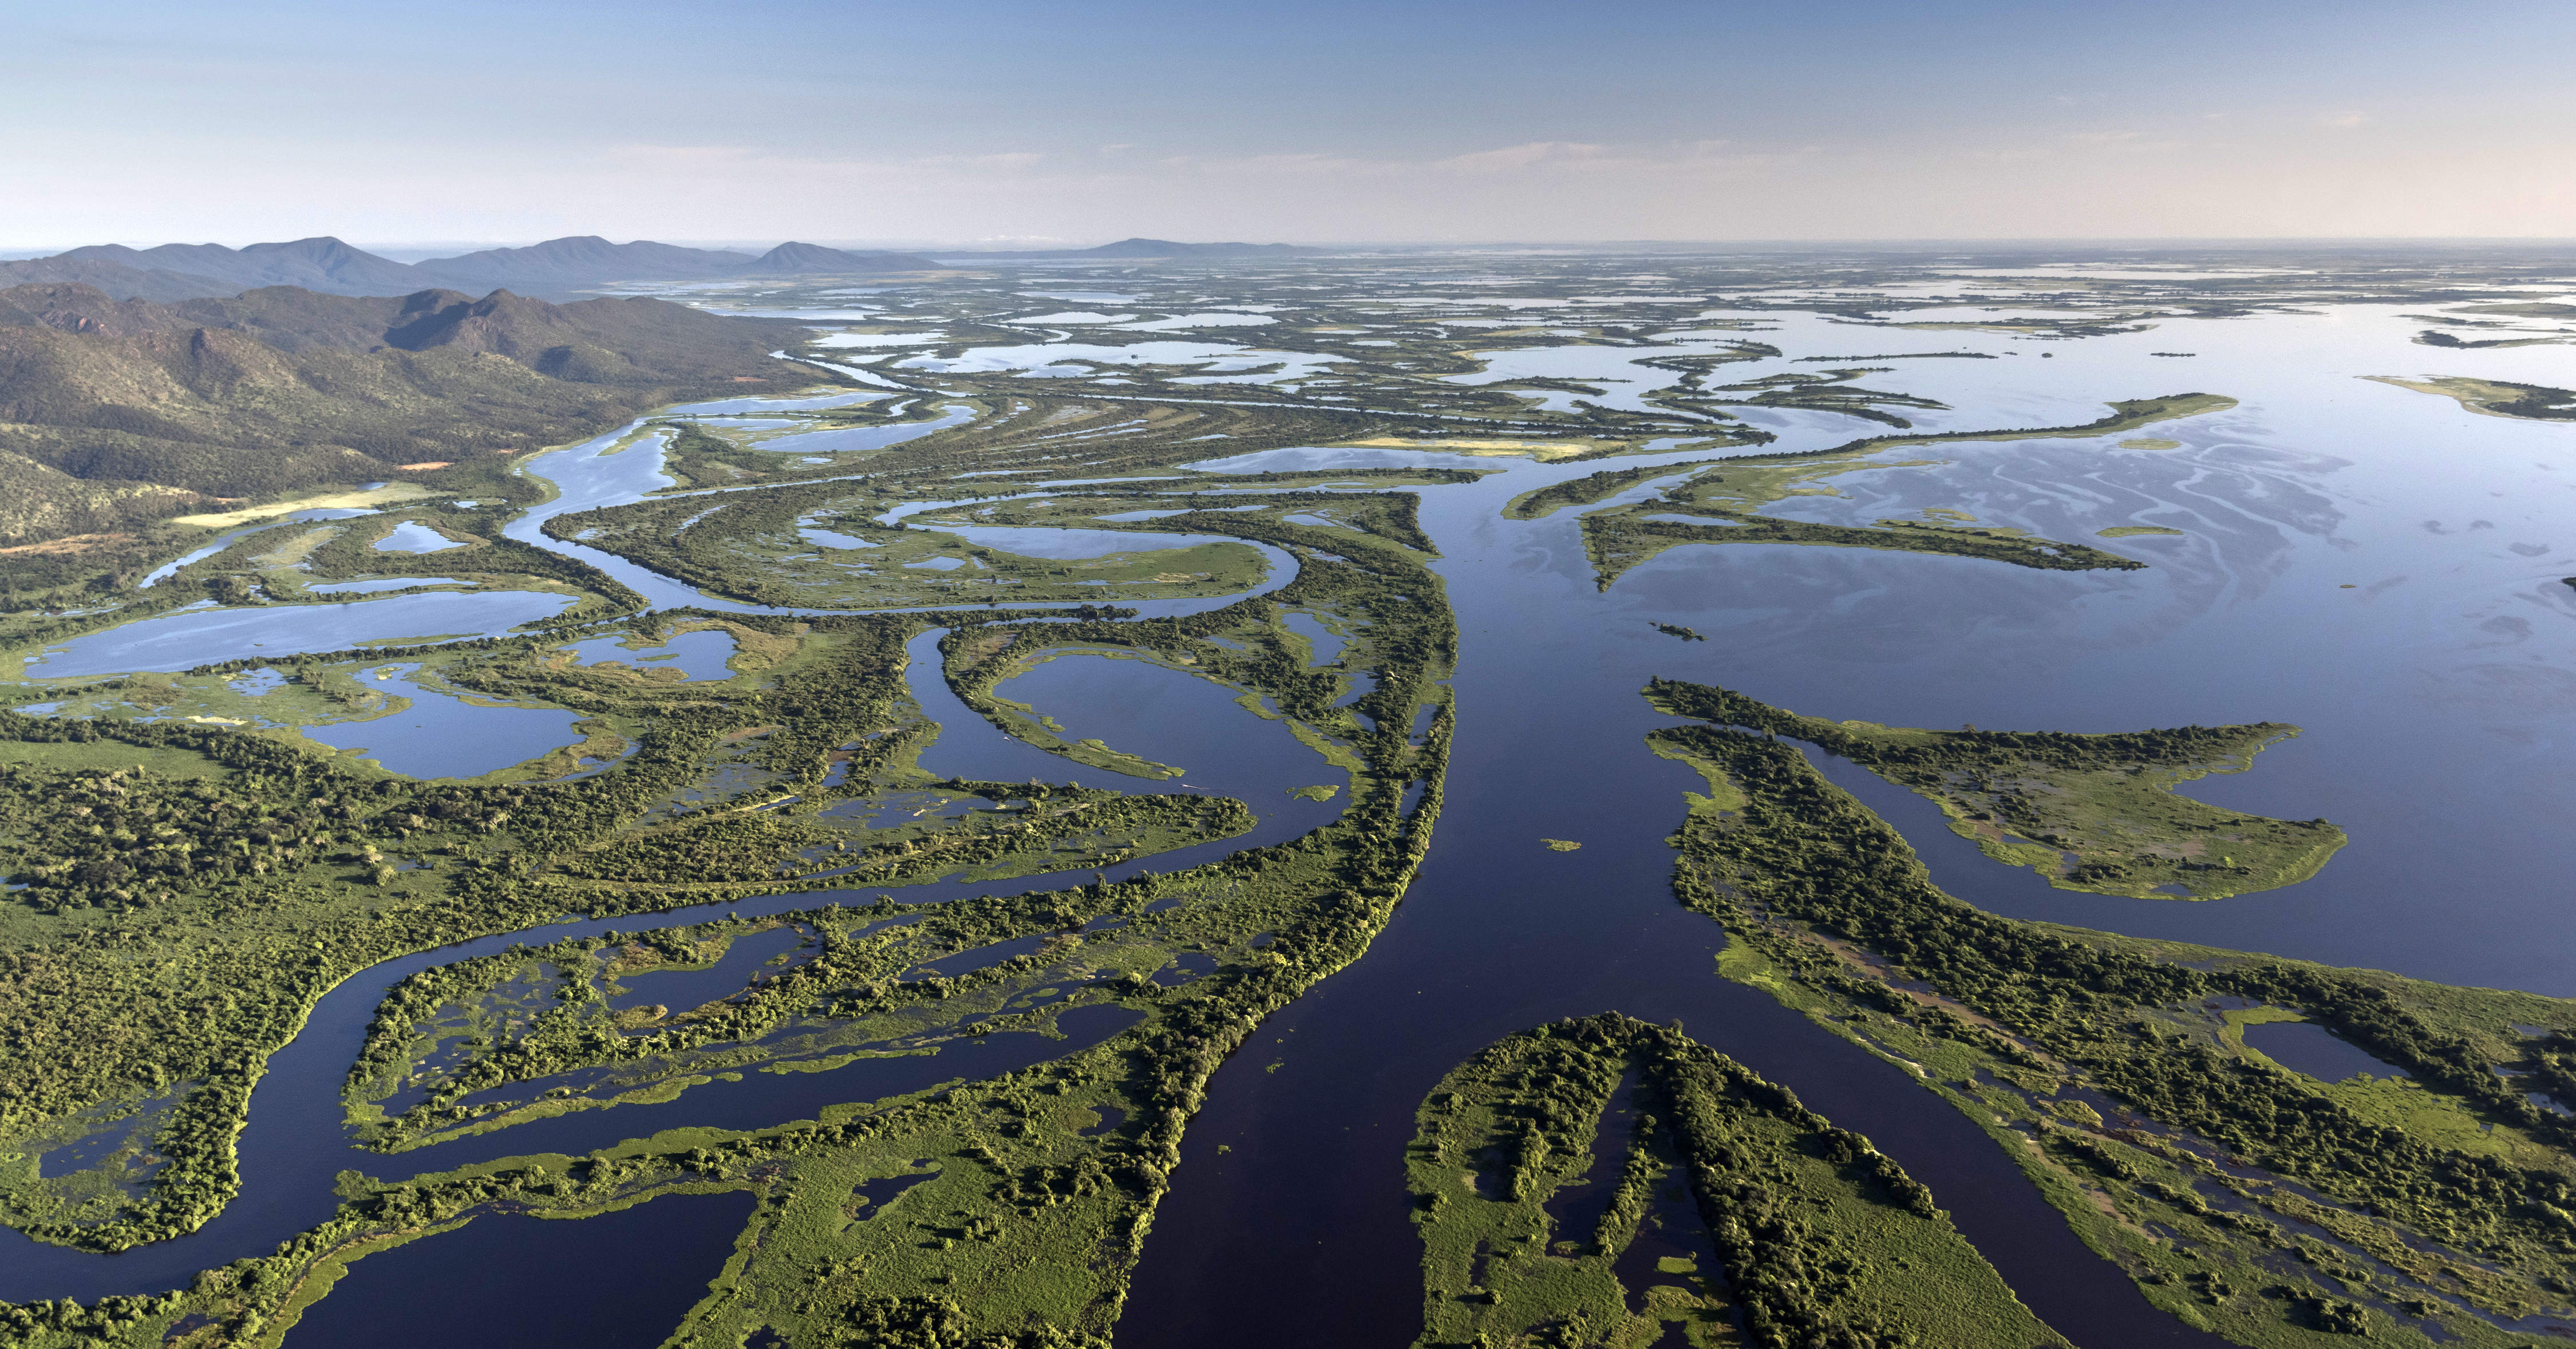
[9,305,2574,1349]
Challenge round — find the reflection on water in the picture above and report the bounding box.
[662,389,890,415]
[2243,1021,2412,1083]
[373,522,464,554]
[301,664,583,779]
[276,1190,754,1349]
[560,629,736,681]
[990,649,1350,798]
[1279,612,1344,665]
[26,590,578,678]
[306,577,471,595]
[742,403,975,453]
[1186,445,1496,474]
[21,293,2576,1344]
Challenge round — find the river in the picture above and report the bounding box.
[8,300,2571,1348]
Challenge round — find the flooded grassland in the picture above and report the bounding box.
[5,247,2576,1349]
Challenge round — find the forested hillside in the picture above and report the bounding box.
[0,283,816,545]
[3,235,946,299]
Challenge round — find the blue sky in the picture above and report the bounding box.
[6,0,2571,247]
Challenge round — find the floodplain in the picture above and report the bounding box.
[4,246,2576,1349]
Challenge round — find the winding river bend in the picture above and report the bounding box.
[10,303,2576,1349]
[0,414,1325,1303]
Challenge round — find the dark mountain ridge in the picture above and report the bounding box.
[0,257,236,304]
[740,240,943,275]
[58,238,427,296]
[0,281,823,544]
[414,236,758,289]
[5,236,947,300]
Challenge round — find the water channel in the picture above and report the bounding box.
[7,306,2571,1347]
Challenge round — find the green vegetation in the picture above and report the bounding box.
[1411,1014,2064,1348]
[1,510,1457,1348]
[1504,461,1727,522]
[2097,525,2185,537]
[1550,396,2235,586]
[1649,681,2345,901]
[0,282,816,545]
[2410,332,2571,352]
[550,482,1273,612]
[2364,376,2576,422]
[14,250,2576,1348]
[1583,513,2146,589]
[1648,678,2576,1346]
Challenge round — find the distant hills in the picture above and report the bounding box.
[413,236,757,289]
[0,281,816,544]
[0,236,949,302]
[937,237,1323,260]
[56,238,426,297]
[0,235,1326,301]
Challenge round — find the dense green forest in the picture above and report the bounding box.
[1649,679,2576,1346]
[1410,1014,2062,1348]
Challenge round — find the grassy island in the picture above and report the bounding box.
[2364,376,2576,422]
[1645,680,2346,901]
[1647,678,2576,1347]
[1512,395,2237,587]
[1410,1014,2064,1349]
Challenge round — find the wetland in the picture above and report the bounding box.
[5,246,2576,1349]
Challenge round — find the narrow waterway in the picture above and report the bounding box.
[0,426,1336,1301]
[12,305,2572,1347]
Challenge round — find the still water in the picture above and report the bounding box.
[25,590,579,678]
[10,301,2573,1347]
[298,664,585,779]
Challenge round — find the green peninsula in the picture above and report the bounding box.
[1411,1014,2064,1349]
[2365,376,2576,422]
[1646,680,2345,901]
[1647,679,2576,1346]
[1520,395,2235,587]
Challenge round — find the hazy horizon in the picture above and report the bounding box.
[12,235,2576,264]
[9,0,2573,251]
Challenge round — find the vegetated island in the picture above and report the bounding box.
[2364,376,2576,422]
[1645,677,2576,1345]
[1408,1014,2064,1349]
[1503,392,2237,522]
[1548,396,2235,587]
[1645,678,2344,901]
[0,539,1461,1348]
[2412,330,2572,351]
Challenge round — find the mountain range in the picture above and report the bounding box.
[0,238,948,302]
[0,235,1325,302]
[0,281,817,545]
[937,238,1323,260]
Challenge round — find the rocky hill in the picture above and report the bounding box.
[0,282,819,543]
[5,236,947,300]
